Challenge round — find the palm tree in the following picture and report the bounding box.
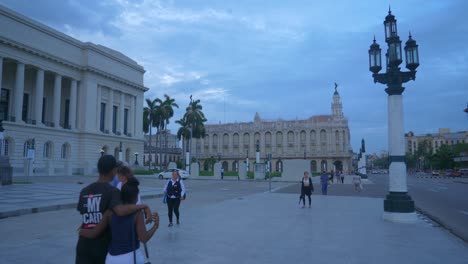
[176,118,191,169]
[160,95,179,168]
[184,98,207,167]
[143,98,162,170]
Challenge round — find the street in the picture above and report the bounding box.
[277,174,468,242]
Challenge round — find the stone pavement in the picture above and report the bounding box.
[0,179,467,264]
[0,180,163,219]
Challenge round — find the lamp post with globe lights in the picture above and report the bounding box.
[368,8,420,223]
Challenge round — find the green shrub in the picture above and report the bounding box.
[133,169,160,175]
[199,170,214,176]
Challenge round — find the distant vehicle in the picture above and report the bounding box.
[432,170,440,176]
[157,169,190,180]
[460,168,468,176]
[371,170,379,174]
[444,169,461,177]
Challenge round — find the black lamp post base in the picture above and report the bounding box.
[384,192,415,213]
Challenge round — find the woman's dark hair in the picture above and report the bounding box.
[117,165,133,179]
[121,177,140,204]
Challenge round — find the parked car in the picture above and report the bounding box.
[157,168,190,180]
[431,170,440,176]
[444,169,461,177]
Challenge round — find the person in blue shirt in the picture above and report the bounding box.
[320,170,329,195]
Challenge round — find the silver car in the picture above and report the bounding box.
[157,169,190,180]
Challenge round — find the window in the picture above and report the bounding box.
[61,143,70,159]
[0,89,9,121]
[112,105,118,134]
[4,138,10,156]
[124,108,129,135]
[22,93,29,122]
[23,139,35,157]
[100,103,106,132]
[64,99,70,128]
[43,141,52,158]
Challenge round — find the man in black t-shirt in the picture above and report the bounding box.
[75,155,152,264]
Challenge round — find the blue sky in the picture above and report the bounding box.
[1,0,467,154]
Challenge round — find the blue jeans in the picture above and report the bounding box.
[321,183,328,195]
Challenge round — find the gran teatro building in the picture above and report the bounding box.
[198,88,353,174]
[0,5,147,176]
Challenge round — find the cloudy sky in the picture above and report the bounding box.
[1,0,467,154]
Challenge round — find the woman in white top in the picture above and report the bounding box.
[300,171,314,208]
[163,170,186,227]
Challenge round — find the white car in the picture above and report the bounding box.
[157,169,190,180]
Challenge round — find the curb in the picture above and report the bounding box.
[415,206,468,244]
[0,193,164,220]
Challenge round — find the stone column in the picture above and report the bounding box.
[106,88,113,133]
[53,74,62,127]
[119,92,124,134]
[0,57,3,95]
[129,96,135,136]
[34,68,44,125]
[96,85,101,130]
[14,62,25,122]
[69,79,77,129]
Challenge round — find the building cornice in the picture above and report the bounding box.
[0,5,144,72]
[0,36,149,92]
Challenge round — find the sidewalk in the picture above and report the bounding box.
[0,182,467,263]
[0,180,163,219]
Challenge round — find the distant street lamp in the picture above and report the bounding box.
[100,149,105,157]
[134,152,139,166]
[368,8,419,223]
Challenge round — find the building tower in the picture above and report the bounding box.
[332,83,344,119]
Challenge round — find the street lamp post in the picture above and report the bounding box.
[100,149,105,157]
[134,152,139,166]
[369,8,419,223]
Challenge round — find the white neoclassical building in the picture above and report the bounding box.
[198,87,353,173]
[0,5,147,176]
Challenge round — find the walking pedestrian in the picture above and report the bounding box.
[335,170,340,183]
[300,171,314,208]
[75,155,152,264]
[353,175,362,192]
[320,170,329,195]
[329,170,334,184]
[340,171,344,184]
[163,170,186,227]
[220,167,224,179]
[80,177,160,264]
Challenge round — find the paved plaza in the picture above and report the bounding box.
[0,178,467,264]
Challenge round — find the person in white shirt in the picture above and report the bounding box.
[163,170,186,227]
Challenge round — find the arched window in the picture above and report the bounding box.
[3,137,12,156]
[125,148,131,163]
[61,143,70,159]
[243,133,250,146]
[23,139,35,157]
[114,147,119,159]
[287,131,294,144]
[300,130,306,144]
[43,141,53,159]
[321,160,327,171]
[233,133,239,147]
[232,160,239,172]
[276,132,283,145]
[310,160,317,173]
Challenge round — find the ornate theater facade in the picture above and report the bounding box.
[197,88,353,174]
